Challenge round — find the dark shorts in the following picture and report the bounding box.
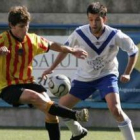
[70,74,119,100]
[0,83,46,106]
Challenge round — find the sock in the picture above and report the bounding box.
[118,118,136,140]
[48,103,77,120]
[45,122,60,140]
[63,118,84,136]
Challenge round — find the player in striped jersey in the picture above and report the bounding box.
[42,2,138,140]
[0,6,89,140]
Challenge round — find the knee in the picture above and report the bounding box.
[25,90,41,102]
[45,113,59,123]
[109,104,122,117]
[59,94,78,108]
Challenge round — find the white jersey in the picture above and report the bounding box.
[65,24,138,82]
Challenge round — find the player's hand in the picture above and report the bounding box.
[72,48,88,59]
[0,46,10,55]
[39,68,54,84]
[120,74,130,83]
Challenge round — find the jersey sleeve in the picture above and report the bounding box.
[0,33,4,47]
[34,35,50,55]
[115,30,138,56]
[65,30,79,47]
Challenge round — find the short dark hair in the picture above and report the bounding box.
[8,6,31,26]
[87,2,107,17]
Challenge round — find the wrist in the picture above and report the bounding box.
[123,73,131,76]
[49,67,54,71]
[70,48,75,54]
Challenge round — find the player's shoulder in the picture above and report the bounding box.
[26,33,42,41]
[0,31,10,41]
[27,33,37,38]
[74,24,90,37]
[105,25,118,33]
[105,25,126,37]
[0,31,8,37]
[75,24,89,31]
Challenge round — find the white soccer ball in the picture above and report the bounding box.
[47,74,71,97]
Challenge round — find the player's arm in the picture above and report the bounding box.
[48,41,87,71]
[120,53,138,83]
[116,31,139,83]
[40,52,67,83]
[0,35,10,55]
[41,41,87,81]
[49,42,87,59]
[48,52,67,72]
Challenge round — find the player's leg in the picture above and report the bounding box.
[99,75,136,140]
[0,85,61,140]
[105,93,136,140]
[0,84,88,140]
[19,89,88,121]
[59,80,93,140]
[45,113,60,140]
[41,92,60,140]
[41,92,88,140]
[60,93,87,138]
[19,89,88,140]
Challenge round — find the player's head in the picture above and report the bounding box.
[8,6,30,26]
[86,2,107,36]
[87,2,107,18]
[8,6,31,41]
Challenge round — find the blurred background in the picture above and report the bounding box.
[0,0,140,129]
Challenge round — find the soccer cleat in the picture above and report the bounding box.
[75,109,89,122]
[70,128,88,140]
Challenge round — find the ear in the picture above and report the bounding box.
[9,22,14,29]
[103,16,107,23]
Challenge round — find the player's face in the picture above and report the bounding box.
[10,22,29,41]
[87,13,106,36]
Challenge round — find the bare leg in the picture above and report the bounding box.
[19,89,84,120]
[59,94,87,137]
[105,93,136,140]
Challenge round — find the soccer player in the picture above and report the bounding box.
[0,6,89,140]
[42,2,138,140]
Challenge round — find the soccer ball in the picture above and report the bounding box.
[47,74,71,97]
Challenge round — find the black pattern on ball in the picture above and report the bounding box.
[47,74,71,98]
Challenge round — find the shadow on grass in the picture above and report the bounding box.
[0,126,140,131]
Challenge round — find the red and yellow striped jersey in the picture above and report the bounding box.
[0,31,50,92]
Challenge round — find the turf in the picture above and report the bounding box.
[0,128,139,140]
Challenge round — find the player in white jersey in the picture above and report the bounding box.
[67,24,138,82]
[42,2,138,140]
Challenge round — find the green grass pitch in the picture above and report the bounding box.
[0,128,140,140]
